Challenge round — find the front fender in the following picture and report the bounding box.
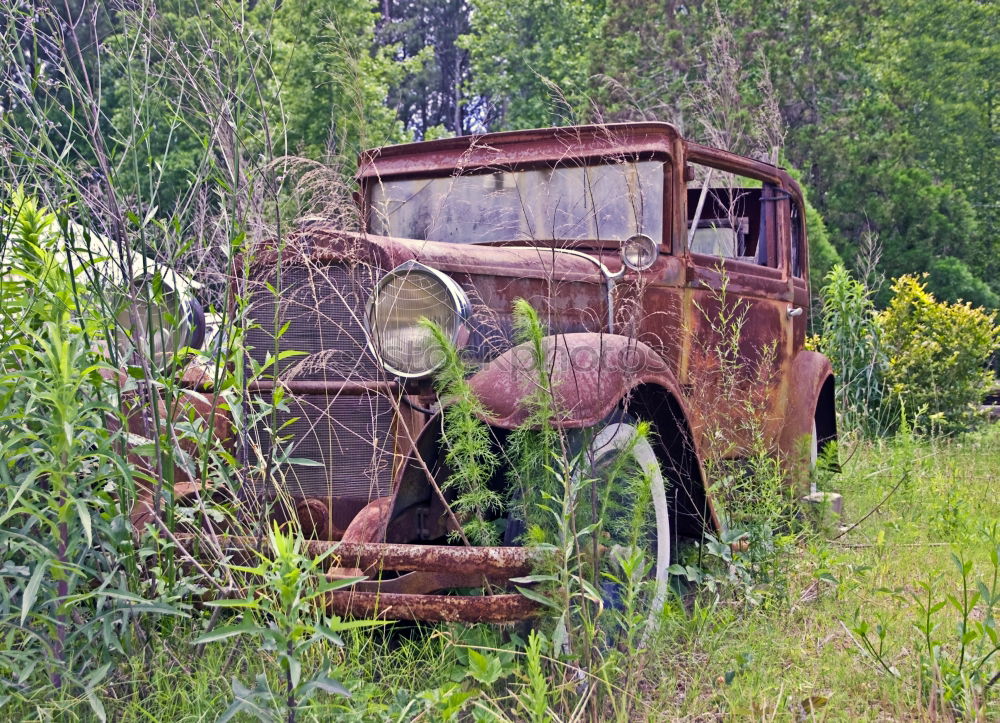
[779,350,835,457]
[467,333,685,429]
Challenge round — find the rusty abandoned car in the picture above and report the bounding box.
[133,122,838,623]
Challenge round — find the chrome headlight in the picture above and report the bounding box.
[366,261,471,379]
[621,233,658,271]
[116,277,205,369]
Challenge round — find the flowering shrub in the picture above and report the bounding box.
[879,275,999,432]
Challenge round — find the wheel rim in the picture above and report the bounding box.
[587,422,671,623]
[810,418,819,468]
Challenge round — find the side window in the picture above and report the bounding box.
[790,200,805,278]
[685,162,777,268]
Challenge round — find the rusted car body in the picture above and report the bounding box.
[147,122,837,621]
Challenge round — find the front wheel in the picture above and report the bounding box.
[579,417,671,625]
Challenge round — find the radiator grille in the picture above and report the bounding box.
[257,393,394,500]
[246,263,382,381]
[245,261,395,502]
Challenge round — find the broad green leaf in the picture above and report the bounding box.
[515,585,558,609]
[85,689,107,723]
[75,498,92,546]
[466,649,504,686]
[314,625,344,647]
[302,674,350,698]
[21,560,48,624]
[193,622,268,644]
[206,598,258,609]
[552,612,569,654]
[323,617,392,631]
[508,574,558,584]
[287,457,324,467]
[578,578,604,606]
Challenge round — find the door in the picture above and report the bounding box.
[680,149,794,460]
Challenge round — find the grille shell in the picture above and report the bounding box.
[246,261,396,503]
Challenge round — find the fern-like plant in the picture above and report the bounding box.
[422,319,502,544]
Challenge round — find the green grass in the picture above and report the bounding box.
[6,425,998,721]
[644,423,1000,720]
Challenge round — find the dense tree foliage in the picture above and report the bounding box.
[2,0,996,305]
[457,0,998,305]
[377,0,490,137]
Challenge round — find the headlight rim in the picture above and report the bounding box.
[620,232,659,272]
[115,274,205,370]
[365,260,472,380]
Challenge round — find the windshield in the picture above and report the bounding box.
[368,159,664,244]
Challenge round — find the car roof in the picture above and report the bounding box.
[358,122,682,178]
[357,121,798,199]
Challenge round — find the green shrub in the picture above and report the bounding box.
[814,264,890,436]
[0,190,175,719]
[926,256,999,310]
[879,274,999,433]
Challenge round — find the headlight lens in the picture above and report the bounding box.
[621,233,658,271]
[366,261,471,379]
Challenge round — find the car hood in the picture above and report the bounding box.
[273,227,613,284]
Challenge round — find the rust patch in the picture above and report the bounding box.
[327,591,540,623]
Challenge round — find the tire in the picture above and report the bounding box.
[808,418,819,494]
[577,414,671,625]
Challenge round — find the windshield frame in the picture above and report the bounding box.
[363,152,672,252]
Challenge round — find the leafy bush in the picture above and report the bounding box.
[0,191,175,719]
[879,275,999,433]
[195,523,385,722]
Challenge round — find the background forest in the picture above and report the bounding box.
[2,0,997,306]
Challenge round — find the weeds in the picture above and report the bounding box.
[0,193,185,719]
[194,522,386,722]
[423,318,502,545]
[813,263,891,437]
[848,527,1000,717]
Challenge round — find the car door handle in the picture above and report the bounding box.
[786,306,803,318]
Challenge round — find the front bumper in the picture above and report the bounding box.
[179,534,544,623]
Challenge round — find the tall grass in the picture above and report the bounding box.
[813,263,891,437]
[0,0,372,714]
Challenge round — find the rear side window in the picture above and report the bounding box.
[685,162,778,268]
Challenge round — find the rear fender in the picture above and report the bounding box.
[779,350,837,461]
